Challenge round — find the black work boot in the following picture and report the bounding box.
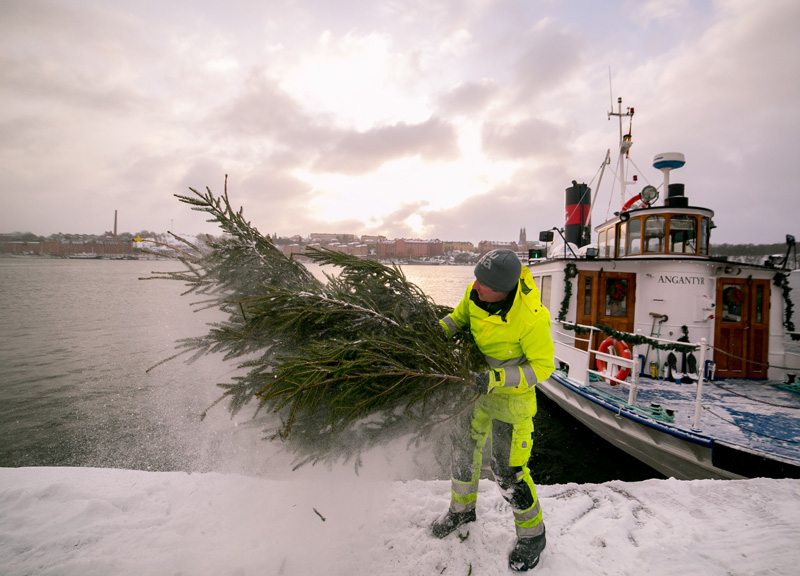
[508,526,546,571]
[430,509,476,539]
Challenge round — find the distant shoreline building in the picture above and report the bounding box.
[377,238,444,259]
[0,236,134,257]
[443,241,475,252]
[478,240,518,255]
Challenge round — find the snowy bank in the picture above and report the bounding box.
[1,467,798,576]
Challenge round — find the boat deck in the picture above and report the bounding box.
[581,374,800,465]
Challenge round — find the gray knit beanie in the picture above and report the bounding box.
[474,249,521,293]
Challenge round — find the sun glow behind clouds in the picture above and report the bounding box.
[263,27,523,236]
[278,31,430,128]
[403,213,425,236]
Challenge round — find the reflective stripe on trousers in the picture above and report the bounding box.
[449,478,479,513]
[514,498,545,537]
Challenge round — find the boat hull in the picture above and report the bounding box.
[539,372,745,480]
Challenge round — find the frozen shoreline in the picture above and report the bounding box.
[2,467,799,575]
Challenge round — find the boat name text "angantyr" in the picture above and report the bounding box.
[657,275,705,285]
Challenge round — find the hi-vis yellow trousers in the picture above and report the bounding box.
[448,389,544,538]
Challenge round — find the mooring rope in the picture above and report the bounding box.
[709,345,799,372]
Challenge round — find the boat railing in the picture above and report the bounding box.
[555,321,710,430]
[553,321,594,386]
[587,332,642,407]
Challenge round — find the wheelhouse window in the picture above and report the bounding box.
[643,216,666,253]
[627,218,642,255]
[699,217,710,255]
[605,213,710,257]
[669,215,697,254]
[605,228,615,258]
[598,229,607,257]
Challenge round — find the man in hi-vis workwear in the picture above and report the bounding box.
[432,249,555,572]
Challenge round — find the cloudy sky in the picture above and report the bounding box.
[2,0,798,245]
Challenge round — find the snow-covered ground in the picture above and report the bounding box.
[1,467,798,575]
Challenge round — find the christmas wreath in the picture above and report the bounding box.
[607,280,627,302]
[723,286,745,307]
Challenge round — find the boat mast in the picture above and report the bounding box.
[608,97,635,207]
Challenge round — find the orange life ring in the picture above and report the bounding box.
[621,193,643,212]
[596,337,632,385]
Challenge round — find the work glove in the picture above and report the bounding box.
[474,372,491,394]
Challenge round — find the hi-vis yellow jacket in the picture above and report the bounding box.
[440,266,555,395]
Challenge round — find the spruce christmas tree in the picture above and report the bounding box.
[144,180,483,469]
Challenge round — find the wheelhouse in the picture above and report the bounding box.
[596,204,714,259]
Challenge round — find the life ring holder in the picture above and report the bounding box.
[596,337,632,385]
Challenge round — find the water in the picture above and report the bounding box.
[0,258,660,483]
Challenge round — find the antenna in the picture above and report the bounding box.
[608,67,613,113]
[608,96,636,205]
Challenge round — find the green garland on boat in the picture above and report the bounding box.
[562,322,698,354]
[775,272,799,341]
[557,262,578,322]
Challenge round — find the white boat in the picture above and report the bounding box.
[529,98,800,480]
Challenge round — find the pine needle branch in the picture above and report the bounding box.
[146,181,484,469]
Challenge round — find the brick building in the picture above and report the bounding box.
[377,238,444,259]
[0,239,134,257]
[477,240,518,255]
[443,241,475,252]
